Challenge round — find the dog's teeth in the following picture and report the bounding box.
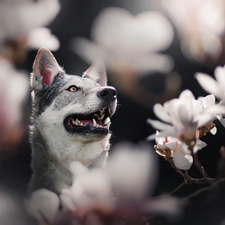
[80,122,83,126]
[93,119,97,127]
[104,117,110,125]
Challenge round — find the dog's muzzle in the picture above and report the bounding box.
[63,87,117,137]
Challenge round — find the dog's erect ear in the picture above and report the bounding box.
[83,59,107,86]
[32,47,63,89]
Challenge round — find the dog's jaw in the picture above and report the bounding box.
[36,106,111,167]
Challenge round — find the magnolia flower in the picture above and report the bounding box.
[196,65,225,101]
[196,66,225,126]
[155,132,207,170]
[73,7,174,74]
[162,0,225,63]
[0,0,60,51]
[24,189,60,225]
[147,89,225,143]
[0,59,28,149]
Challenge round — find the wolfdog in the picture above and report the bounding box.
[29,48,117,194]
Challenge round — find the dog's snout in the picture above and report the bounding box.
[97,87,117,102]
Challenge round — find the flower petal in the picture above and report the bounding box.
[25,189,59,224]
[153,104,171,123]
[195,73,224,99]
[147,128,180,141]
[173,150,193,170]
[193,140,207,153]
[147,119,173,130]
[214,66,225,87]
[179,89,195,101]
[194,113,212,127]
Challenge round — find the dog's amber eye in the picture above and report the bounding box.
[67,85,77,92]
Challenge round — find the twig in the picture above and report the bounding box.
[165,182,186,196]
[183,177,225,200]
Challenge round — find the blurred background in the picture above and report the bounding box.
[1,0,225,224]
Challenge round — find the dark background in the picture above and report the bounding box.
[1,1,225,224]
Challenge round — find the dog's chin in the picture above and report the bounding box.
[63,107,112,139]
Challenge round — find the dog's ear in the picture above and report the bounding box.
[32,47,63,90]
[83,59,107,86]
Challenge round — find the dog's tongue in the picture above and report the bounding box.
[81,120,93,126]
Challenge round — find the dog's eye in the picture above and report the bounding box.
[67,85,77,92]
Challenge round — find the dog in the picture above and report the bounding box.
[28,47,117,194]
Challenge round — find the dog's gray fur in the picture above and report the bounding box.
[29,48,117,195]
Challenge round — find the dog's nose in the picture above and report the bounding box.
[97,87,117,102]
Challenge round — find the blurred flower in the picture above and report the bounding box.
[24,189,60,225]
[27,27,60,51]
[196,66,225,101]
[72,7,176,108]
[196,66,225,127]
[147,90,224,144]
[0,59,28,149]
[162,0,225,64]
[0,0,60,63]
[155,132,207,170]
[73,7,174,73]
[106,142,157,202]
[0,191,26,225]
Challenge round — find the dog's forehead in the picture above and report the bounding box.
[64,74,101,89]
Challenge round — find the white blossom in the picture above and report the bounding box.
[147,90,225,142]
[162,0,225,62]
[196,65,225,101]
[72,7,174,74]
[24,189,60,225]
[155,133,206,170]
[0,59,28,147]
[0,0,60,51]
[196,66,225,127]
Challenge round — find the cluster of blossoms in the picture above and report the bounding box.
[147,65,225,171]
[24,143,182,225]
[162,0,225,64]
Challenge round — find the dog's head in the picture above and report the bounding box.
[31,48,117,142]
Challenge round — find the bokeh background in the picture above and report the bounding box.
[1,0,225,224]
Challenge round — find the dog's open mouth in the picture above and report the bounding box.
[64,107,111,135]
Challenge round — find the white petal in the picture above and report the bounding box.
[204,104,225,115]
[28,27,60,51]
[165,141,180,152]
[179,89,195,101]
[25,189,59,224]
[147,128,180,141]
[214,66,225,87]
[173,151,193,170]
[210,126,217,135]
[153,104,171,123]
[178,104,193,126]
[72,38,107,64]
[195,73,224,99]
[107,142,157,198]
[202,94,216,108]
[194,113,212,127]
[193,139,207,153]
[147,118,172,130]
